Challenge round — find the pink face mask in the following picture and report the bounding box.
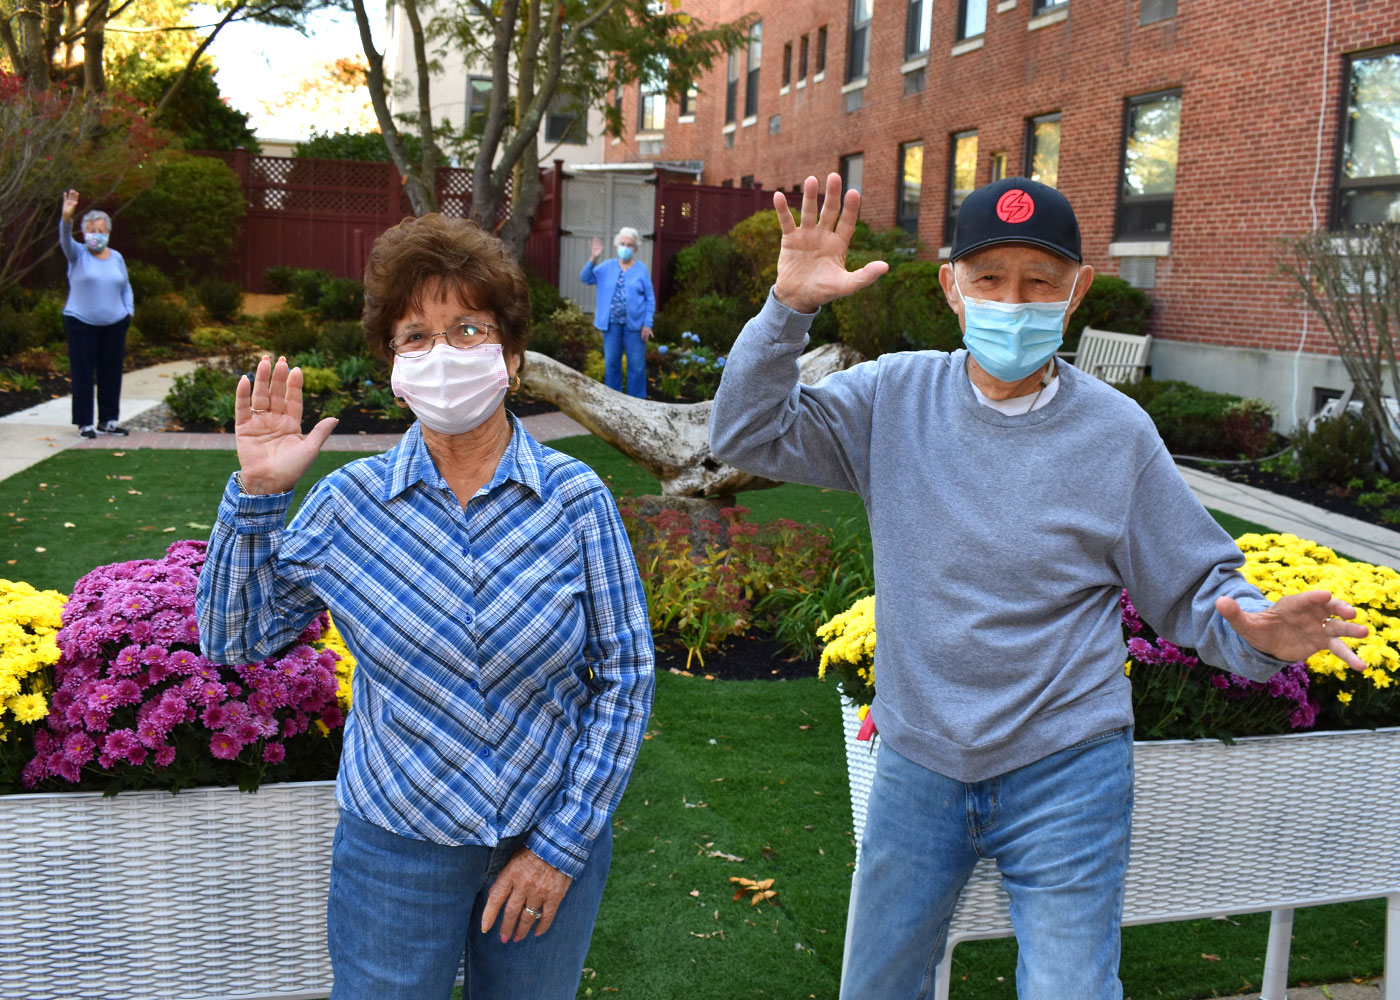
[390,343,509,435]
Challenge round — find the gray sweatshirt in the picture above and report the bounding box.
[709,293,1288,781]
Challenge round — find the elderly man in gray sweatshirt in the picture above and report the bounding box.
[707,173,1368,999]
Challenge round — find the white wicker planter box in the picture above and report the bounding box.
[839,702,1400,1000]
[0,780,341,1000]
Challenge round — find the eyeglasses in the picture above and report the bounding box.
[391,322,497,358]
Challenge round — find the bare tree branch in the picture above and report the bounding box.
[150,0,248,119]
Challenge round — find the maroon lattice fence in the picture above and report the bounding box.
[197,151,563,293]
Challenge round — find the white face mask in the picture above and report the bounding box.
[390,343,510,435]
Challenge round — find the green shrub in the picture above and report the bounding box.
[190,326,240,352]
[547,303,602,370]
[31,294,66,344]
[0,305,44,360]
[289,349,328,369]
[196,279,244,324]
[1116,378,1258,458]
[525,267,567,328]
[299,367,342,394]
[583,348,605,383]
[315,277,364,321]
[260,309,317,357]
[134,295,195,344]
[264,266,299,294]
[669,234,755,304]
[123,155,246,285]
[166,364,239,426]
[317,320,367,359]
[294,128,423,163]
[831,259,958,359]
[1292,412,1374,487]
[654,292,752,353]
[335,355,376,384]
[126,260,173,302]
[287,269,334,311]
[1221,398,1276,461]
[729,209,792,309]
[1064,274,1152,355]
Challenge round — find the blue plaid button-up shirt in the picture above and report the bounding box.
[196,415,654,878]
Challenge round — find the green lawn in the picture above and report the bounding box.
[1,437,1382,999]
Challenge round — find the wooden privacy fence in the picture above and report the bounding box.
[197,150,564,293]
[651,177,771,302]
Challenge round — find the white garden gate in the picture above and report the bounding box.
[557,170,656,311]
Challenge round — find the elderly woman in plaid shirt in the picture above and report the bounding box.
[196,215,654,1000]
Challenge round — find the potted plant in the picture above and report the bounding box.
[0,540,357,1000]
[817,533,1400,1000]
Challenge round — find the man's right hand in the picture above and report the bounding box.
[234,355,338,495]
[772,173,889,314]
[61,189,79,223]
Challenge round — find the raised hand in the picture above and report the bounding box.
[62,189,79,222]
[234,355,338,495]
[772,173,889,314]
[1216,590,1369,671]
[590,236,604,261]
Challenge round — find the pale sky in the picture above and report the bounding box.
[198,1,386,141]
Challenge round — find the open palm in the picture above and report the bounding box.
[234,355,338,495]
[772,173,889,314]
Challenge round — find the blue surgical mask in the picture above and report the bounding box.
[955,270,1079,382]
[85,232,109,252]
[617,245,635,262]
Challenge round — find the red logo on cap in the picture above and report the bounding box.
[996,189,1035,224]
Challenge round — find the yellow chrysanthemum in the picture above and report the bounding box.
[319,614,358,711]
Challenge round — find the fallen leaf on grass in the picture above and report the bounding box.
[688,889,699,897]
[126,489,142,495]
[1201,953,1220,961]
[186,522,210,530]
[162,527,176,533]
[706,850,744,863]
[62,522,75,528]
[730,876,777,906]
[798,724,811,730]
[33,546,46,553]
[111,452,125,457]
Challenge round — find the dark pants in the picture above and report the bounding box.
[64,314,129,427]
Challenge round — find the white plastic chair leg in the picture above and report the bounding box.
[1385,893,1398,1000]
[1260,907,1295,1000]
[934,941,953,1000]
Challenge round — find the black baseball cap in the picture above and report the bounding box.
[949,177,1082,263]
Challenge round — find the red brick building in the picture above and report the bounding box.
[607,0,1399,431]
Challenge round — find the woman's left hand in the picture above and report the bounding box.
[480,847,573,943]
[641,326,653,342]
[1216,590,1369,670]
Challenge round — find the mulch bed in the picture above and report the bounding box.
[654,631,820,683]
[169,391,562,434]
[1,342,212,419]
[1178,458,1398,531]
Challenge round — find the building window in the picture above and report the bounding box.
[816,26,828,76]
[544,95,586,144]
[638,58,667,132]
[1139,0,1175,24]
[782,42,792,87]
[990,151,1007,182]
[847,0,871,83]
[799,34,809,80]
[769,114,781,134]
[1025,113,1061,188]
[1335,45,1400,228]
[741,175,754,188]
[945,129,978,244]
[958,0,987,40]
[725,48,739,123]
[679,82,698,117]
[906,0,931,57]
[1117,89,1180,238]
[467,76,492,133]
[1032,0,1066,11]
[745,22,762,119]
[840,152,864,193]
[897,142,923,235]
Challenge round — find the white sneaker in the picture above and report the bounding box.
[78,425,97,439]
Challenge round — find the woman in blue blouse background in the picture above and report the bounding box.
[580,227,654,398]
[59,189,133,439]
[196,214,654,1000]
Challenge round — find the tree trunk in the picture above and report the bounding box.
[82,0,106,94]
[15,0,49,88]
[515,343,865,496]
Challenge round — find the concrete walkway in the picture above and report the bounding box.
[2,363,1398,571]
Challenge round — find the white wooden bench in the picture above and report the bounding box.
[1060,327,1153,383]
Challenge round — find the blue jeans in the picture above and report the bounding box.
[63,314,128,427]
[841,727,1134,1000]
[603,322,647,398]
[327,810,613,1000]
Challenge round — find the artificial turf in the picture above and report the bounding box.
[0,436,1382,998]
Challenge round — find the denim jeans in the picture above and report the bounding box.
[63,314,128,427]
[841,727,1134,1000]
[327,810,613,1000]
[603,321,647,398]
